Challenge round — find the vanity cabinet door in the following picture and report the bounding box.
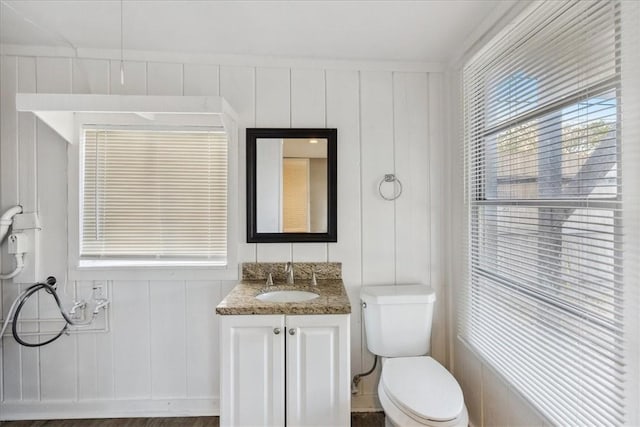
[286,314,350,426]
[220,314,286,427]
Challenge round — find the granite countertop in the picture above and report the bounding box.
[216,279,351,315]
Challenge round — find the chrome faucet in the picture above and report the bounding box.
[285,262,294,284]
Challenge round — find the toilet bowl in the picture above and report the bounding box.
[378,357,468,427]
[360,284,468,427]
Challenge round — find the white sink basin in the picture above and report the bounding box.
[256,289,319,303]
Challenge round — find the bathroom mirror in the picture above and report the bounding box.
[247,128,337,243]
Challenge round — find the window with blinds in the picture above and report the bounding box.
[80,128,228,266]
[461,1,628,425]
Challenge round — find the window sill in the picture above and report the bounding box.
[69,263,240,281]
[79,259,227,268]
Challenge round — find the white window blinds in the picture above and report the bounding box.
[461,1,633,425]
[81,128,228,265]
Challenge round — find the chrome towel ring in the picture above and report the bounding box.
[378,174,403,201]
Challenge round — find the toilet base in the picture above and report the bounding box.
[378,380,469,427]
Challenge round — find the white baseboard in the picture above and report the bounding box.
[1,396,383,420]
[0,398,219,421]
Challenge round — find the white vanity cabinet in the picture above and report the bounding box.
[220,314,350,427]
[220,314,286,426]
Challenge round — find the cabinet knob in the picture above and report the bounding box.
[289,328,296,336]
[273,328,281,335]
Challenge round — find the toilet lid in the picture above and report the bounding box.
[381,357,464,422]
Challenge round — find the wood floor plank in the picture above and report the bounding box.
[0,418,219,427]
[351,412,385,427]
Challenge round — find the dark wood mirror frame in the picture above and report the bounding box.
[247,128,337,243]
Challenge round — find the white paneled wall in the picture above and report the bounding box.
[0,53,446,419]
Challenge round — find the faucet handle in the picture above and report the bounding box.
[311,269,317,286]
[266,272,274,286]
[285,261,294,284]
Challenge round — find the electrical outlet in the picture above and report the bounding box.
[8,232,28,254]
[92,281,107,300]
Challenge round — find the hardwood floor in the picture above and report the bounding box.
[0,412,385,427]
[0,418,218,427]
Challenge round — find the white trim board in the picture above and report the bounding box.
[447,1,533,70]
[0,397,383,420]
[15,93,237,143]
[0,44,445,73]
[0,398,219,421]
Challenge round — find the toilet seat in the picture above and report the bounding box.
[379,380,469,427]
[381,357,466,426]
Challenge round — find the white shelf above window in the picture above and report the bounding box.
[15,93,238,143]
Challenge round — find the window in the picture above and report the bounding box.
[461,1,632,425]
[70,123,235,278]
[16,94,238,279]
[79,127,230,268]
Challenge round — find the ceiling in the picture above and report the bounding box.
[0,0,509,63]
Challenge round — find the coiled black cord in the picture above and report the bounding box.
[11,276,72,347]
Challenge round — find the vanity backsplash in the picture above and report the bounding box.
[242,262,342,281]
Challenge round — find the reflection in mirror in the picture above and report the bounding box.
[247,128,337,243]
[256,138,328,233]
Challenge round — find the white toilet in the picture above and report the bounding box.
[361,284,469,427]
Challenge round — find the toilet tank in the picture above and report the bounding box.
[361,284,436,357]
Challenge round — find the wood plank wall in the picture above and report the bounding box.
[0,54,446,419]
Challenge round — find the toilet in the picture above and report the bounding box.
[361,284,468,427]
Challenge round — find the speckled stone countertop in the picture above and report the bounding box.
[242,262,342,281]
[216,280,351,315]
